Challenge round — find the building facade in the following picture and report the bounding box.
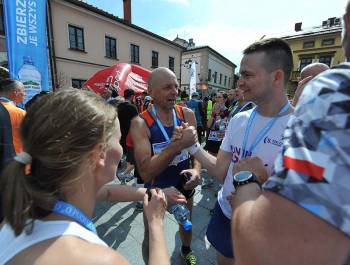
[282,17,345,95]
[49,0,183,89]
[0,0,183,89]
[179,45,236,97]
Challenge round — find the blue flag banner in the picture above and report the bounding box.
[3,0,49,103]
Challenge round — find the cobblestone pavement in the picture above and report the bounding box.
[92,169,220,265]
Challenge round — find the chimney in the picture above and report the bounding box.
[294,22,302,32]
[123,0,131,24]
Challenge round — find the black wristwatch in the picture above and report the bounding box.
[232,171,261,189]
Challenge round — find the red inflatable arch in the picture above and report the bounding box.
[84,63,150,96]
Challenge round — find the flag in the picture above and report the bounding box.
[3,0,50,103]
[189,61,196,99]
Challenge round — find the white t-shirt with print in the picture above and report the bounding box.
[218,108,293,219]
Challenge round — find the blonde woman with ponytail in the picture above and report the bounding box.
[0,89,173,265]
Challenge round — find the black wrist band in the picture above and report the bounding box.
[146,188,152,201]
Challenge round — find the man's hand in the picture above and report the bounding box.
[181,169,201,190]
[163,187,187,205]
[171,126,183,142]
[172,122,197,149]
[232,157,269,183]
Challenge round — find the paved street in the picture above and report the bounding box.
[93,170,220,265]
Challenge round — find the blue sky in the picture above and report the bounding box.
[86,0,346,68]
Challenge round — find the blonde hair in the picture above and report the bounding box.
[1,89,117,235]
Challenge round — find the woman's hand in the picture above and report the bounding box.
[144,188,167,226]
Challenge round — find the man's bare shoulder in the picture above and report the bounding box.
[181,106,194,115]
[130,115,151,140]
[180,106,195,123]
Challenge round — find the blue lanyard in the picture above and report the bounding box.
[0,97,11,103]
[241,101,290,159]
[52,200,97,234]
[151,105,177,142]
[232,101,252,115]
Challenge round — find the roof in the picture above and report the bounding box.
[281,25,342,41]
[183,46,237,68]
[63,0,184,50]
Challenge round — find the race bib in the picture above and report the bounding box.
[208,130,225,141]
[152,140,189,166]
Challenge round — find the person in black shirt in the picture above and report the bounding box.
[117,89,138,182]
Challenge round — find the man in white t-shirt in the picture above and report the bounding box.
[174,38,294,265]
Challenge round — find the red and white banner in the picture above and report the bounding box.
[189,61,196,99]
[84,63,150,96]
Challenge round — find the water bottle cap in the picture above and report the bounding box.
[182,220,192,231]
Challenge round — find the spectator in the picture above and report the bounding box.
[117,89,138,182]
[292,62,330,106]
[187,92,205,143]
[204,92,229,156]
[0,79,26,154]
[226,89,237,111]
[227,88,254,122]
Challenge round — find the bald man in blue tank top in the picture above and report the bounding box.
[130,67,201,265]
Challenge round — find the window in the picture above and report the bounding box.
[219,74,222,84]
[228,77,231,87]
[214,72,217,83]
[169,56,175,72]
[319,55,332,67]
[105,36,117,59]
[68,25,85,51]
[72,79,86,88]
[130,44,140,64]
[224,76,227,86]
[208,69,212,81]
[299,57,313,70]
[322,39,335,46]
[303,41,315,49]
[152,51,158,68]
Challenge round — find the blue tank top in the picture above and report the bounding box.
[186,99,202,127]
[140,106,190,188]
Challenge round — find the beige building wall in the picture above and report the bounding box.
[51,0,183,89]
[181,47,235,96]
[282,24,344,95]
[208,53,234,92]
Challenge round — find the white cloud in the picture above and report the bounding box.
[163,23,264,70]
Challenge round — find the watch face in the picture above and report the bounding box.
[234,171,253,182]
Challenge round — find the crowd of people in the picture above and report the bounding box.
[1,2,350,265]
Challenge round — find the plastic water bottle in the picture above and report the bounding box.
[18,56,42,104]
[171,204,192,231]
